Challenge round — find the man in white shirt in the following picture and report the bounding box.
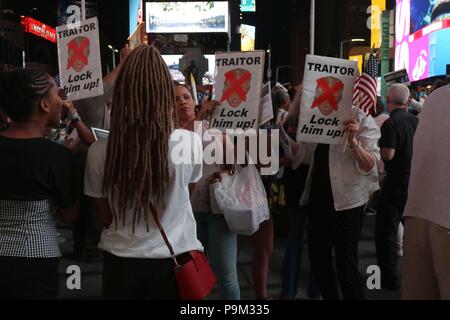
[401,84,450,300]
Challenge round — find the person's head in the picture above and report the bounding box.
[311,76,344,116]
[387,83,411,112]
[174,83,196,124]
[0,68,62,129]
[430,79,448,93]
[103,44,175,228]
[222,68,252,108]
[374,96,386,117]
[272,89,290,112]
[67,36,90,72]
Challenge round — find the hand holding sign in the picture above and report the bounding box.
[343,118,360,148]
[197,100,221,121]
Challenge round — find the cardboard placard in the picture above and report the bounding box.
[384,69,410,87]
[259,82,274,126]
[56,17,104,101]
[210,50,265,131]
[297,55,358,144]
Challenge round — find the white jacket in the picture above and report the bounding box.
[292,109,381,211]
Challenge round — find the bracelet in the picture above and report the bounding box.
[70,112,81,123]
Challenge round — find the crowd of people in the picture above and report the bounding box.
[0,43,449,300]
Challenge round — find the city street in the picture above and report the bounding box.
[56,213,401,300]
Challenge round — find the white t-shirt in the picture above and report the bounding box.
[84,129,204,258]
[403,85,450,229]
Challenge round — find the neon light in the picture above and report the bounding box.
[21,16,57,43]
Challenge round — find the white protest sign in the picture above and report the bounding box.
[259,82,274,126]
[297,55,358,144]
[56,17,104,101]
[211,51,265,131]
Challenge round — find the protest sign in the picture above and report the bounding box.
[259,82,274,126]
[56,17,104,101]
[384,69,410,88]
[297,55,358,144]
[210,51,265,131]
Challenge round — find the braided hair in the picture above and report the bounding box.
[103,44,174,233]
[0,68,53,122]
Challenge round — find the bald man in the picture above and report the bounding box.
[375,84,419,290]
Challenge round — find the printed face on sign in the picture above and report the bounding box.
[311,76,344,116]
[221,68,252,108]
[67,37,90,72]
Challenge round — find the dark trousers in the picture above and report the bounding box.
[0,256,59,300]
[73,152,102,256]
[375,186,407,286]
[103,251,180,300]
[73,194,102,255]
[308,202,366,300]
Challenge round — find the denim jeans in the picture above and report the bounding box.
[194,212,240,300]
[281,207,321,299]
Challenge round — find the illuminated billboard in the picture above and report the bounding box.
[21,16,56,43]
[162,54,216,83]
[240,24,255,51]
[146,1,229,34]
[241,0,256,12]
[129,0,143,36]
[396,0,450,81]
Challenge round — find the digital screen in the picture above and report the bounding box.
[91,128,110,141]
[146,1,229,34]
[410,0,450,33]
[241,0,256,12]
[162,54,216,84]
[129,0,143,35]
[396,0,450,81]
[240,24,255,51]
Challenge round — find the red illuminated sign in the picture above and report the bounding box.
[21,16,57,43]
[408,18,450,42]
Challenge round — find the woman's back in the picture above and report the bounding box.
[84,129,204,258]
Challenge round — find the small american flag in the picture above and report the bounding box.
[353,53,378,116]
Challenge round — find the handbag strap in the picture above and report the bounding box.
[148,202,180,266]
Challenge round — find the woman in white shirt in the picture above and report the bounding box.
[291,109,380,300]
[174,83,240,300]
[84,45,204,299]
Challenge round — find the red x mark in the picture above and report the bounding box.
[67,37,90,70]
[311,78,344,111]
[220,70,251,104]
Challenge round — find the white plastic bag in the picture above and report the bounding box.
[213,164,270,235]
[209,182,223,215]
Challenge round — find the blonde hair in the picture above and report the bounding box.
[103,44,174,233]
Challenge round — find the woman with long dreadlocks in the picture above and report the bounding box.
[84,44,204,299]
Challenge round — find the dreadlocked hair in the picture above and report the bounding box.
[103,44,175,233]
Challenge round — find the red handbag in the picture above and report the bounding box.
[149,203,217,300]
